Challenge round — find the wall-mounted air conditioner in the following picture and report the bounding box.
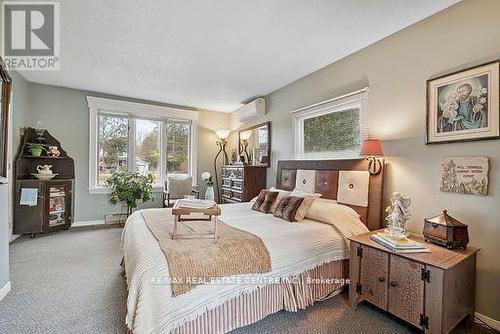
[230,98,266,129]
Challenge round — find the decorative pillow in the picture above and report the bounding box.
[294,197,318,221]
[269,187,291,213]
[251,190,279,214]
[251,190,267,211]
[260,191,279,213]
[273,196,304,222]
[288,189,321,221]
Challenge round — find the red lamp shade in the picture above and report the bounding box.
[361,139,384,157]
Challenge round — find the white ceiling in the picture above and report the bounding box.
[17,0,459,112]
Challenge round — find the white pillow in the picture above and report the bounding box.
[306,198,361,224]
[289,189,322,221]
[305,199,368,248]
[290,189,322,198]
[314,198,337,204]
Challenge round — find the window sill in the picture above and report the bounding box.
[88,186,164,195]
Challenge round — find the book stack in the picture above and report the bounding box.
[370,232,430,253]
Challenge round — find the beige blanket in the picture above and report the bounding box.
[140,209,271,297]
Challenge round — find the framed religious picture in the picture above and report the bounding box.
[426,60,499,144]
[0,57,12,184]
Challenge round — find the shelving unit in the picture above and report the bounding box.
[14,128,75,237]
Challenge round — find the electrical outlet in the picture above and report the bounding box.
[102,201,108,208]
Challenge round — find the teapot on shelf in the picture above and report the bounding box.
[36,165,53,175]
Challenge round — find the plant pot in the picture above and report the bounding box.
[30,148,43,156]
[205,186,215,201]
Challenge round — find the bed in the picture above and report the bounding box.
[122,159,384,334]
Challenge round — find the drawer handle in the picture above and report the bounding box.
[432,223,439,228]
[378,277,385,282]
[390,281,398,287]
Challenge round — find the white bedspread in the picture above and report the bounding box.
[122,202,367,334]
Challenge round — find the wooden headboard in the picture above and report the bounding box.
[276,159,384,231]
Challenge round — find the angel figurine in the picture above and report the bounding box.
[385,192,411,235]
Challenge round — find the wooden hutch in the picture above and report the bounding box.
[14,128,75,237]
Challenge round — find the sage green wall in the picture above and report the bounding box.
[21,83,228,222]
[234,0,500,319]
[0,71,30,292]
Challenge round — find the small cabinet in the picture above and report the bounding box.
[14,179,73,236]
[349,231,479,334]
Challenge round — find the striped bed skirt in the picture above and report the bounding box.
[127,260,349,334]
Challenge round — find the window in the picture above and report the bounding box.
[135,119,161,183]
[98,114,129,186]
[292,88,368,159]
[165,120,191,175]
[88,97,198,193]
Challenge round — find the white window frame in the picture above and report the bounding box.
[291,87,369,160]
[87,96,198,194]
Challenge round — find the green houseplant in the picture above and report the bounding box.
[107,171,154,218]
[27,143,45,156]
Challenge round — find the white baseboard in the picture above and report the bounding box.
[71,220,105,227]
[0,281,11,302]
[475,311,500,331]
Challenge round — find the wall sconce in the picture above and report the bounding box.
[239,131,252,163]
[213,129,231,202]
[361,139,384,175]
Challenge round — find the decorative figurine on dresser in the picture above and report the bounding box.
[14,127,75,237]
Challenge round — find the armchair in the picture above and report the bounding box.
[163,175,199,207]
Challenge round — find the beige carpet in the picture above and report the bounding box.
[0,226,495,334]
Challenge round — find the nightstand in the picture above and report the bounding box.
[348,230,479,334]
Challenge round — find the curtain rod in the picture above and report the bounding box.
[290,87,369,114]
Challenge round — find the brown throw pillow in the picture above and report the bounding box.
[251,190,267,212]
[251,190,279,214]
[273,196,304,222]
[260,191,279,213]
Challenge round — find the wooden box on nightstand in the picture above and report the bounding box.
[348,230,479,334]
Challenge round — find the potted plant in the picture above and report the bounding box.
[107,171,154,219]
[27,143,45,156]
[201,172,214,200]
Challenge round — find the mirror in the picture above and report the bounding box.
[238,122,271,167]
